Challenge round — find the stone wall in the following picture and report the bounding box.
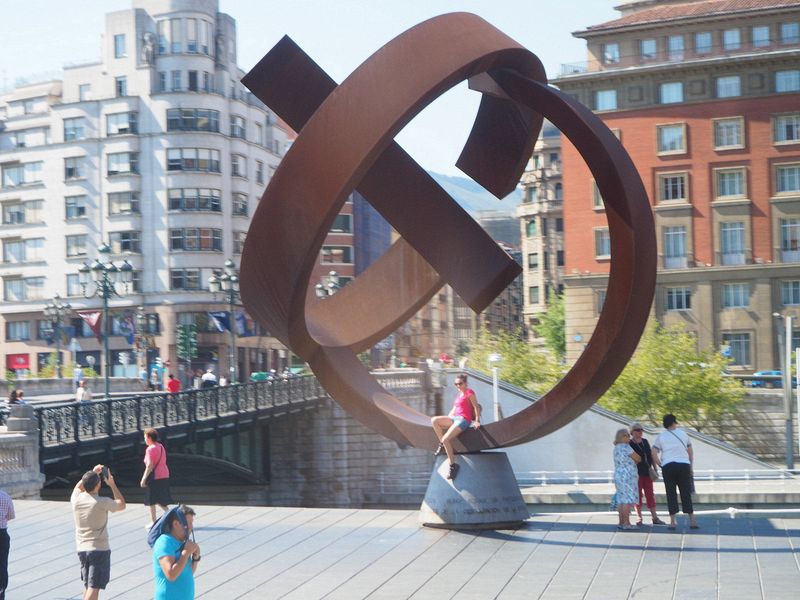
[266,369,441,508]
[0,405,45,498]
[1,377,144,397]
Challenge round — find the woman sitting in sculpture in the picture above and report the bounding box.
[431,373,481,481]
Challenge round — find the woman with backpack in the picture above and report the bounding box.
[140,428,173,528]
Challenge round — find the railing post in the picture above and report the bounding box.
[72,404,80,445]
[136,396,142,433]
[105,398,113,439]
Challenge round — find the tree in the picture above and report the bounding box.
[533,291,565,361]
[466,327,560,394]
[600,322,744,430]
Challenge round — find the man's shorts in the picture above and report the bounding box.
[452,415,471,431]
[78,550,111,589]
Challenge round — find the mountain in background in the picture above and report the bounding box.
[429,172,522,216]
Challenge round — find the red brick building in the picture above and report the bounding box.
[554,0,800,368]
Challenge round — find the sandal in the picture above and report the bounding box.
[447,462,460,480]
[434,443,445,457]
[652,518,666,525]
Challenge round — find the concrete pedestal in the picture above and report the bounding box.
[419,452,529,529]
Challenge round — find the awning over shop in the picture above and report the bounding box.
[6,353,30,370]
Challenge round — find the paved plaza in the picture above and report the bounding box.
[5,499,799,599]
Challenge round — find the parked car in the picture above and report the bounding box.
[749,370,797,388]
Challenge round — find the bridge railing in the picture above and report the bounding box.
[35,376,329,449]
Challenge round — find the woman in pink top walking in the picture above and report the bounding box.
[140,428,173,527]
[431,373,481,480]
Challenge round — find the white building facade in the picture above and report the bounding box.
[0,0,289,381]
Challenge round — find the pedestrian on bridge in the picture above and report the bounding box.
[141,428,173,528]
[0,488,15,600]
[71,465,126,600]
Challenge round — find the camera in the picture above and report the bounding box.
[101,466,109,480]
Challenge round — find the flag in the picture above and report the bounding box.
[77,310,103,343]
[235,312,254,337]
[208,311,230,332]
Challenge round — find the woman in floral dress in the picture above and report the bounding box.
[613,428,641,530]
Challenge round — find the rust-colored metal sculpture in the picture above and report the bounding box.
[240,13,656,453]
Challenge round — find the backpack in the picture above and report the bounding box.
[147,506,187,548]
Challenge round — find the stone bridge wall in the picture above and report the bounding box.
[266,369,443,508]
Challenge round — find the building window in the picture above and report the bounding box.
[776,70,800,93]
[188,70,198,92]
[592,180,604,209]
[720,222,746,265]
[255,123,264,146]
[722,332,750,366]
[108,191,140,215]
[170,228,223,252]
[158,20,169,53]
[66,235,88,257]
[5,321,30,340]
[79,84,90,101]
[158,72,167,92]
[233,231,246,254]
[171,70,181,91]
[782,281,800,305]
[107,152,139,176]
[115,76,127,97]
[556,218,563,233]
[528,252,538,269]
[716,76,741,98]
[596,290,607,314]
[232,193,248,216]
[529,286,539,305]
[557,250,564,266]
[64,157,84,180]
[230,115,246,139]
[2,161,43,187]
[660,82,683,104]
[166,148,221,172]
[695,31,713,54]
[664,226,687,269]
[713,117,744,149]
[595,228,611,258]
[666,287,691,311]
[658,172,688,202]
[109,231,141,254]
[66,274,81,297]
[3,238,44,263]
[752,25,770,48]
[780,219,800,262]
[603,43,619,64]
[256,161,264,184]
[114,34,126,58]
[723,283,749,309]
[640,38,657,60]
[166,108,220,132]
[231,154,247,178]
[656,123,686,154]
[667,35,684,61]
[170,269,201,291]
[777,164,800,194]
[168,188,221,211]
[65,195,88,220]
[526,220,537,237]
[63,117,85,141]
[715,168,746,199]
[330,214,352,233]
[170,18,181,53]
[723,28,741,50]
[781,22,800,44]
[187,19,198,53]
[321,245,353,264]
[106,112,137,135]
[595,89,617,111]
[774,113,800,143]
[2,200,42,225]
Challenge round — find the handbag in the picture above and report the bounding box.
[145,444,165,486]
[648,465,660,481]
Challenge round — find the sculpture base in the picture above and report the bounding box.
[419,452,529,530]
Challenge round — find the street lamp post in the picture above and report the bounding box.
[78,243,133,399]
[773,312,795,470]
[208,259,240,383]
[134,306,153,375]
[43,294,72,379]
[488,353,502,421]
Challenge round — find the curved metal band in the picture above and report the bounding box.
[240,13,655,451]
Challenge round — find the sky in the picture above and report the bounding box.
[0,0,620,176]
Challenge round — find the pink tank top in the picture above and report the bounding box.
[145,443,170,480]
[453,388,475,421]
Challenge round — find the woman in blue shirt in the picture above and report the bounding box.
[152,506,200,600]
